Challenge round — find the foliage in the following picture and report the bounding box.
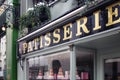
[19,5,51,37]
[19,14,27,30]
[35,5,51,23]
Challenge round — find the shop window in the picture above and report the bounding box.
[28,52,70,80]
[76,50,94,80]
[104,58,120,80]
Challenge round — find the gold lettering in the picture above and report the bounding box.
[53,29,61,43]
[27,41,33,52]
[23,43,27,54]
[40,36,43,48]
[93,10,101,30]
[34,38,39,50]
[76,17,90,36]
[45,33,51,46]
[63,23,72,40]
[106,2,120,26]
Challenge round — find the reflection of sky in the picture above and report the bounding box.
[28,56,49,67]
[39,56,48,66]
[105,58,120,63]
[28,51,70,68]
[28,58,34,67]
[35,57,39,66]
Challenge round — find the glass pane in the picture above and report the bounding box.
[28,51,70,80]
[76,50,94,80]
[104,58,120,80]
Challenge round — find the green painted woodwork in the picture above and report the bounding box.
[6,0,19,80]
[6,28,18,80]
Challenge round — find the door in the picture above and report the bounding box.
[104,58,120,80]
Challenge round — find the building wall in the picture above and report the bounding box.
[0,36,6,70]
[20,0,28,15]
[0,36,6,77]
[50,0,78,20]
[17,61,24,80]
[20,0,78,20]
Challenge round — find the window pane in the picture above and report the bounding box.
[104,58,120,80]
[76,50,94,80]
[28,51,70,80]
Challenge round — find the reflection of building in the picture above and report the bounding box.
[17,0,120,80]
[0,36,6,79]
[0,0,7,80]
[0,0,7,37]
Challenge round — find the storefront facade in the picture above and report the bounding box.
[17,1,120,80]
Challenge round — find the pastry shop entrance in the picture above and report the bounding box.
[74,29,120,80]
[25,28,120,80]
[27,46,94,80]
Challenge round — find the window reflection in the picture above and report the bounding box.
[104,58,120,80]
[28,51,70,80]
[76,50,94,80]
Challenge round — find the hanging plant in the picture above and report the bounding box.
[27,10,40,28]
[19,4,51,37]
[18,14,28,37]
[19,14,27,30]
[35,5,51,23]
